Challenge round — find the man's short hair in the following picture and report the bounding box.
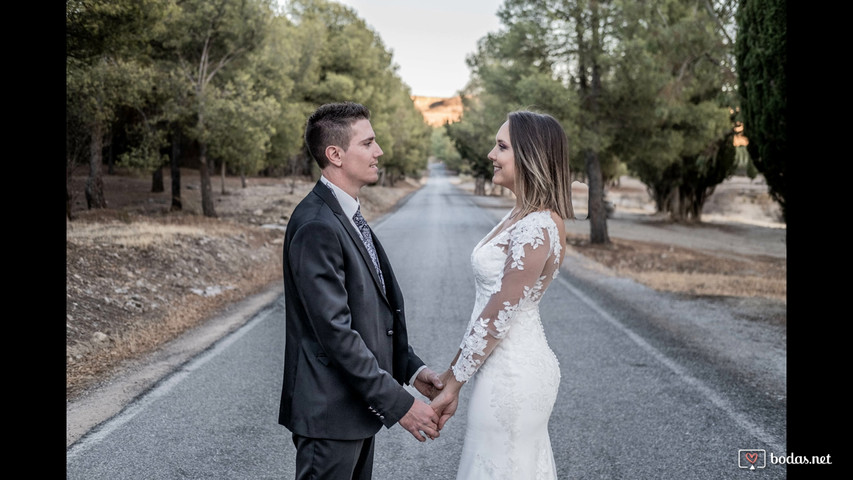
[304,102,371,169]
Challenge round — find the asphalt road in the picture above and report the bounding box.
[67,164,788,479]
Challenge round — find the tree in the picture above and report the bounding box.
[372,84,432,185]
[66,0,170,211]
[430,127,463,173]
[465,0,619,243]
[250,13,309,177]
[155,68,197,211]
[205,71,280,189]
[67,95,89,220]
[283,0,431,183]
[445,95,504,196]
[735,0,786,221]
[609,0,739,223]
[466,0,744,228]
[563,0,616,242]
[159,0,273,217]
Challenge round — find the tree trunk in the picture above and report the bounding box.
[474,176,486,196]
[667,186,684,221]
[240,171,247,188]
[66,152,75,221]
[681,188,705,224]
[577,3,609,244]
[85,121,108,209]
[585,150,610,244]
[151,165,164,193]
[106,130,115,175]
[66,185,74,221]
[199,141,217,217]
[220,160,227,195]
[584,26,609,244]
[170,126,182,211]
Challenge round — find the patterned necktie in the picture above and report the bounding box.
[353,207,385,293]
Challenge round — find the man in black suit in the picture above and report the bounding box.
[278,102,445,479]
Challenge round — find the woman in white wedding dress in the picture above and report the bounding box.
[431,110,575,480]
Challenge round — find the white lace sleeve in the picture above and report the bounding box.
[452,214,561,382]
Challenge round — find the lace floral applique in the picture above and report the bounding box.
[452,211,562,382]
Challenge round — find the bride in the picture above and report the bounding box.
[431,110,575,479]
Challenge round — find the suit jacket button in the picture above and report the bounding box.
[386,329,394,336]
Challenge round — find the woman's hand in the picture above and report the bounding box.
[430,369,463,430]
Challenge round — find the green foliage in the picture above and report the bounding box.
[372,86,432,184]
[610,0,740,221]
[445,96,505,184]
[447,0,744,226]
[735,0,786,221]
[66,0,170,128]
[430,128,463,172]
[63,0,487,203]
[283,0,431,182]
[450,8,583,185]
[205,72,280,176]
[459,0,624,187]
[118,126,169,171]
[66,0,172,62]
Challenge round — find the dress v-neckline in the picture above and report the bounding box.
[477,210,520,250]
[476,209,559,253]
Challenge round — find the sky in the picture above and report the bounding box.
[334,0,505,98]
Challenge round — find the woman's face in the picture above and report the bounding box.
[488,121,516,191]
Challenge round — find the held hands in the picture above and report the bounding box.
[401,367,445,442]
[413,367,445,400]
[402,367,459,441]
[430,369,461,430]
[399,398,441,442]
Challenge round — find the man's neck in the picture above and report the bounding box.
[322,171,360,200]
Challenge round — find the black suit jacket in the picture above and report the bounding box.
[278,181,424,440]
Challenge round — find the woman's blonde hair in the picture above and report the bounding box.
[507,110,575,220]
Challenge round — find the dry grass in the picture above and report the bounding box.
[566,235,786,302]
[67,222,221,247]
[630,272,785,300]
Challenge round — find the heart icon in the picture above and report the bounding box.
[745,452,758,464]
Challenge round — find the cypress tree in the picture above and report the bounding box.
[735,0,787,221]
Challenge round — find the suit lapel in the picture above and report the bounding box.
[313,182,389,302]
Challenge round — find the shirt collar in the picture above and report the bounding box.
[320,175,360,220]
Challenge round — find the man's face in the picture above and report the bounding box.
[341,118,383,188]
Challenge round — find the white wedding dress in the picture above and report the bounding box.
[452,210,564,480]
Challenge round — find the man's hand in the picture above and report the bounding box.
[412,367,444,400]
[398,398,440,442]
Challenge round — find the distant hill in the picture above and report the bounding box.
[411,95,464,127]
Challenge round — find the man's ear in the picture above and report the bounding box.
[325,145,344,167]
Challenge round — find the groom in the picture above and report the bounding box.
[278,102,444,479]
